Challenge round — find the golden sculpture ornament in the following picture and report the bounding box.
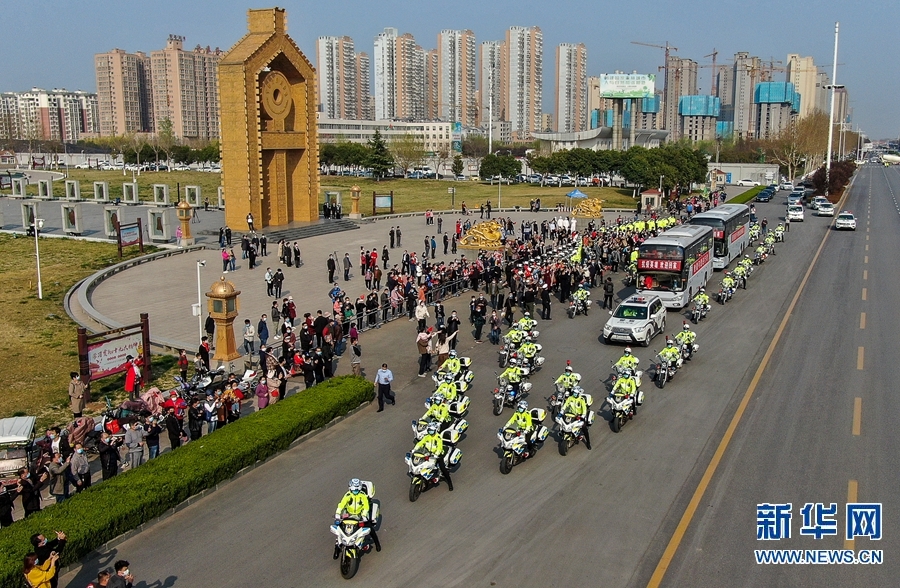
[260,71,292,120]
[458,220,505,250]
[572,198,604,219]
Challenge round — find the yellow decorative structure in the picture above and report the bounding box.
[206,277,242,363]
[350,185,361,218]
[572,198,604,218]
[458,220,505,250]
[219,7,319,228]
[175,200,194,246]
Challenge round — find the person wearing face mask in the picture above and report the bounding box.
[47,453,71,503]
[69,443,92,492]
[312,348,326,384]
[37,428,72,464]
[68,372,86,418]
[30,530,66,588]
[97,433,122,480]
[107,560,135,588]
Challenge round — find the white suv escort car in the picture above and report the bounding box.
[603,295,667,347]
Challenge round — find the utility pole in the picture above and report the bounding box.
[488,69,494,155]
[825,22,840,197]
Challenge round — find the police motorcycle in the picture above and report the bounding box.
[654,339,683,389]
[431,371,472,397]
[515,341,546,372]
[554,388,595,456]
[330,479,380,580]
[411,394,469,441]
[493,361,533,416]
[716,273,735,304]
[607,369,643,433]
[497,403,550,474]
[548,372,583,418]
[690,295,710,324]
[433,352,475,385]
[405,424,462,502]
[623,261,638,288]
[567,292,592,319]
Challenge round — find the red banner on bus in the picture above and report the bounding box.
[691,250,711,275]
[713,229,724,239]
[730,224,746,242]
[637,258,682,272]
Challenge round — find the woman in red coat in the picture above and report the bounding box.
[124,356,142,400]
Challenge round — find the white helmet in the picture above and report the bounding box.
[624,347,632,355]
[426,422,440,435]
[516,400,528,412]
[349,478,362,494]
[682,323,690,331]
[449,350,458,358]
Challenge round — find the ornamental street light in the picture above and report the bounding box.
[195,260,206,340]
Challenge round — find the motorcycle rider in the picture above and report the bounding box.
[412,422,453,491]
[438,350,462,379]
[504,326,525,347]
[434,373,459,403]
[732,263,748,288]
[554,362,580,392]
[499,359,524,395]
[755,242,767,261]
[560,387,591,450]
[571,283,590,309]
[659,338,682,369]
[517,337,540,369]
[516,312,537,332]
[333,478,381,555]
[422,394,452,430]
[504,400,536,455]
[674,323,697,357]
[692,288,710,313]
[614,347,640,372]
[611,368,638,402]
[721,272,736,298]
[739,255,754,273]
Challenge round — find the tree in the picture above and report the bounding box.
[365,130,393,180]
[319,142,339,169]
[451,154,464,177]
[479,153,520,179]
[461,136,489,158]
[431,148,451,178]
[157,118,178,170]
[389,133,426,175]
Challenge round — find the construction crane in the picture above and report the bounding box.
[704,49,718,95]
[631,41,678,95]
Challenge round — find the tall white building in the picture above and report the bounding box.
[555,43,587,133]
[317,36,357,120]
[373,28,399,120]
[0,88,99,142]
[732,52,760,140]
[663,56,698,140]
[437,29,477,126]
[354,52,373,120]
[785,54,820,119]
[501,26,543,140]
[479,41,502,128]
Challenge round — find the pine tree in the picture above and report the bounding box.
[365,130,394,181]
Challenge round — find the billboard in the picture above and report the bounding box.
[87,332,143,379]
[599,74,656,99]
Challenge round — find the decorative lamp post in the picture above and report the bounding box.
[349,185,362,219]
[206,276,242,364]
[176,199,194,246]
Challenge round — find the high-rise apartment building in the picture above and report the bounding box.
[501,26,543,140]
[662,56,698,141]
[0,88,99,142]
[754,81,799,140]
[731,52,760,140]
[479,41,502,128]
[317,36,357,120]
[555,43,587,132]
[94,48,153,136]
[437,29,477,126]
[785,54,820,119]
[150,36,222,141]
[425,49,440,121]
[316,36,372,121]
[373,28,428,121]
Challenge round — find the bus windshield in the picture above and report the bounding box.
[638,244,684,260]
[638,273,684,292]
[688,218,726,256]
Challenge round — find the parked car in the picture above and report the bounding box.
[780,181,794,191]
[756,190,772,203]
[817,202,835,216]
[737,179,759,187]
[809,196,829,210]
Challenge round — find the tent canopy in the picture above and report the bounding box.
[0,416,36,445]
[567,189,588,198]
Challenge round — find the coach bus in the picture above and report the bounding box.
[688,204,751,269]
[636,225,714,308]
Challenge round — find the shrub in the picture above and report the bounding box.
[0,376,373,588]
[730,186,764,204]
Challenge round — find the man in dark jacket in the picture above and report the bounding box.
[188,398,205,441]
[164,408,182,450]
[98,433,122,480]
[313,310,329,348]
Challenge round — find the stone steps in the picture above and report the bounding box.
[255,219,360,242]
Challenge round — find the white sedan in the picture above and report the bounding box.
[835,212,857,230]
[737,179,760,187]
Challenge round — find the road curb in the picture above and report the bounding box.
[56,398,372,579]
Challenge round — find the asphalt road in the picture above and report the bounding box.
[651,164,899,586]
[61,188,824,588]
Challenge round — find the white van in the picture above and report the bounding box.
[787,205,804,222]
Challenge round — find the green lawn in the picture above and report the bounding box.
[0,235,178,430]
[2,171,639,212]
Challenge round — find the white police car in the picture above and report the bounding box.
[603,295,667,347]
[835,211,857,230]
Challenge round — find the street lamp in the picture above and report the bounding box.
[195,260,206,341]
[824,21,841,197]
[34,218,44,299]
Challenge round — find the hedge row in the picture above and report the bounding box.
[0,376,373,588]
[730,185,764,205]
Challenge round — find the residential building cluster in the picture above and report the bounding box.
[0,88,99,143]
[94,35,223,140]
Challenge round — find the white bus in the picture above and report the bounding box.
[688,204,751,269]
[636,225,714,309]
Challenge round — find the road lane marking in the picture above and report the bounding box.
[860,313,866,329]
[853,398,862,436]
[646,185,845,587]
[857,347,865,370]
[866,235,869,241]
[864,256,868,264]
[865,244,869,251]
[845,480,858,550]
[862,288,867,301]
[863,270,867,280]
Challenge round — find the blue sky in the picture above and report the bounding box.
[2,0,897,139]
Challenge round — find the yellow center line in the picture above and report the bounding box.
[857,347,865,370]
[845,480,858,551]
[645,184,847,588]
[860,313,866,329]
[863,270,867,280]
[853,398,862,436]
[862,288,867,301]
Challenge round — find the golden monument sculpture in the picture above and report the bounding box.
[458,220,505,250]
[206,277,242,363]
[572,198,604,218]
[219,7,320,229]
